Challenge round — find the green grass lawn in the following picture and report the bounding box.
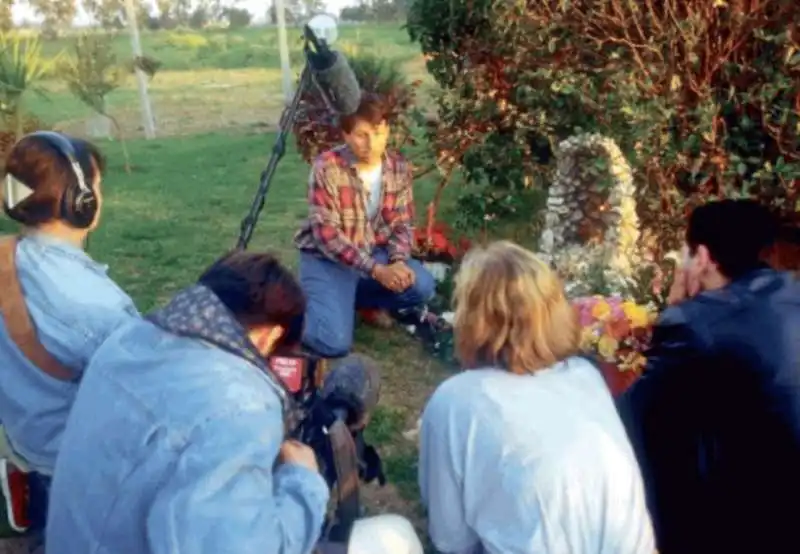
[0,130,453,540]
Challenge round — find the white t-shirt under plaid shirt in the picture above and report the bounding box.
[358,163,383,221]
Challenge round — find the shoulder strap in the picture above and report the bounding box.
[0,236,75,382]
[325,419,361,544]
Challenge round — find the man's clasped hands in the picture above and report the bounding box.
[372,261,416,293]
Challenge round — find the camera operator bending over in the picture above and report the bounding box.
[0,133,138,538]
[46,251,330,553]
[46,251,425,554]
[294,93,435,358]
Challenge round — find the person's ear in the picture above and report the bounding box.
[693,245,715,275]
[250,325,285,357]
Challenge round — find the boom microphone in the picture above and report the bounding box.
[304,25,362,116]
[321,354,381,429]
[235,21,364,250]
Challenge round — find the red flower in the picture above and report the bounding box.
[414,221,471,263]
[605,317,632,340]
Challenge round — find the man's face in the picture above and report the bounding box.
[343,118,390,164]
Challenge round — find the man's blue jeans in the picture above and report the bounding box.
[300,248,436,357]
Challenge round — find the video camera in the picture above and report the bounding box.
[267,352,386,540]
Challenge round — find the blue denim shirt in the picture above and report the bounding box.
[46,286,330,554]
[0,233,138,475]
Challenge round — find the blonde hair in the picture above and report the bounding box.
[453,240,580,374]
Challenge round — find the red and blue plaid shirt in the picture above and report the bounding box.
[294,145,415,274]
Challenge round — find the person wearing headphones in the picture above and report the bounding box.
[0,132,138,545]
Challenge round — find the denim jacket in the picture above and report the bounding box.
[0,233,138,475]
[46,284,330,554]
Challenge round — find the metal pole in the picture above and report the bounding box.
[275,0,294,104]
[237,66,311,250]
[124,0,157,139]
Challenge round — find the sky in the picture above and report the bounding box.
[12,0,355,25]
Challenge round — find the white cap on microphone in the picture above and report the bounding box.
[347,515,424,554]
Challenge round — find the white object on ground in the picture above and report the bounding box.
[422,261,450,283]
[348,514,424,554]
[402,418,422,442]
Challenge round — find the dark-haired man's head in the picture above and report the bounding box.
[340,93,391,165]
[684,199,778,290]
[198,251,306,358]
[2,133,106,244]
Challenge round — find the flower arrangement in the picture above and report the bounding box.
[572,295,658,396]
[413,222,472,264]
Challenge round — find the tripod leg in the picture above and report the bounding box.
[236,66,314,250]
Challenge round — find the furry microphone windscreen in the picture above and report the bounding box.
[312,51,362,117]
[321,353,382,424]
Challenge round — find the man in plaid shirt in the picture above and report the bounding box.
[294,93,435,358]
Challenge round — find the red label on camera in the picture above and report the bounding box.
[269,357,305,393]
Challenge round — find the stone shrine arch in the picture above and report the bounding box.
[538,133,641,295]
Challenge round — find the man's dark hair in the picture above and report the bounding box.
[687,199,779,279]
[198,250,306,348]
[340,93,390,134]
[3,134,106,226]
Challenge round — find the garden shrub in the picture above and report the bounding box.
[407,0,799,261]
[293,51,421,164]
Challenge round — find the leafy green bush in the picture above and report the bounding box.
[407,0,800,257]
[58,33,132,172]
[293,51,421,163]
[0,33,58,138]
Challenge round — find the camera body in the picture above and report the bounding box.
[267,353,385,491]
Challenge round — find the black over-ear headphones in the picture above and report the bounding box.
[9,131,98,229]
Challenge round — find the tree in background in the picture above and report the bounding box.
[268,0,304,25]
[407,0,799,262]
[141,0,250,29]
[220,6,250,28]
[82,0,150,30]
[340,0,407,22]
[59,33,131,172]
[28,0,77,36]
[0,0,13,32]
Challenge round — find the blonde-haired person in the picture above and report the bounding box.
[418,241,654,554]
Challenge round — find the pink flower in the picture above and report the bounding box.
[579,309,595,327]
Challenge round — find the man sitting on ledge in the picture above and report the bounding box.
[295,92,435,358]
